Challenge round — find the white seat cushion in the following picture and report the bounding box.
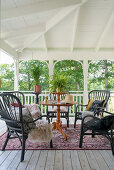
[81,111,94,118]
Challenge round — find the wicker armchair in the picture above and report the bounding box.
[0,93,53,162]
[3,91,25,105]
[47,92,70,127]
[74,90,110,128]
[79,110,114,156]
[3,91,42,119]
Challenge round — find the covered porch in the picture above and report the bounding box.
[0,0,114,169]
[0,0,114,110]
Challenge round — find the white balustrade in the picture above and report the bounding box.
[0,91,113,115]
[22,91,84,116]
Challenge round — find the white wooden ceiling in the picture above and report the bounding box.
[0,0,114,60]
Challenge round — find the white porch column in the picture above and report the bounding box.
[83,59,88,105]
[14,59,19,91]
[48,59,54,77]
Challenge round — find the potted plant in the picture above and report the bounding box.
[30,65,42,93]
[49,72,69,92]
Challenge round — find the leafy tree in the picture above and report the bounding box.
[19,60,49,91]
[0,59,113,92]
[88,60,114,91]
[54,60,84,91]
[0,64,14,90]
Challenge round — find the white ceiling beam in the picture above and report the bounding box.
[1,23,46,40]
[1,0,81,20]
[20,5,79,51]
[0,39,18,59]
[70,7,80,52]
[19,49,114,61]
[96,10,114,52]
[43,35,47,53]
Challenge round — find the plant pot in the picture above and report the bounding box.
[34,85,41,93]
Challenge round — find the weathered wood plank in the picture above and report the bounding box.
[78,150,91,170]
[63,150,72,170]
[26,150,41,170]
[45,150,55,170]
[70,150,81,170]
[0,150,18,169]
[92,150,110,170]
[0,151,11,165]
[54,150,63,170]
[35,150,48,170]
[99,150,114,170]
[85,150,100,170]
[16,150,33,170]
[7,151,22,170]
[0,151,3,156]
[106,150,114,158]
[0,125,7,136]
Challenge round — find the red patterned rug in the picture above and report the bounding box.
[0,125,111,150]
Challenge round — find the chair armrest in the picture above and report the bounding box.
[0,117,21,124]
[76,104,87,113]
[98,109,114,115]
[77,104,87,107]
[27,115,50,124]
[94,106,105,116]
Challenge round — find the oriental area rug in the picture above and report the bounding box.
[0,125,111,150]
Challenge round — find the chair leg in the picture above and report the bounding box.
[92,130,95,138]
[110,132,114,156]
[79,126,84,148]
[50,139,53,148]
[111,141,114,156]
[2,131,10,151]
[67,117,69,128]
[21,137,26,162]
[74,118,77,128]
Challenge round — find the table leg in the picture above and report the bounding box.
[52,105,67,140]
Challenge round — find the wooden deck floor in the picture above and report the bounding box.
[0,119,114,170]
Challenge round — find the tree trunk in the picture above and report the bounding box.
[27,73,31,90]
[76,82,80,90]
[104,60,108,90]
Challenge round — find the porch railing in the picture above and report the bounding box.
[19,91,114,115]
[22,91,83,117]
[0,91,113,115]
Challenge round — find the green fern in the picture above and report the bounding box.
[49,72,69,92]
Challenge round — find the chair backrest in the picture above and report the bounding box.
[88,90,110,107]
[49,92,68,101]
[0,93,23,132]
[3,91,25,105]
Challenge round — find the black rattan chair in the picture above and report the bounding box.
[47,93,70,127]
[3,91,25,105]
[3,91,42,118]
[74,90,110,128]
[79,110,114,156]
[0,93,53,162]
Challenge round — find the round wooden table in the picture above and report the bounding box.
[40,92,76,140]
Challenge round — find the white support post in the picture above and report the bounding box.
[83,59,88,105]
[14,59,19,91]
[48,60,54,77]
